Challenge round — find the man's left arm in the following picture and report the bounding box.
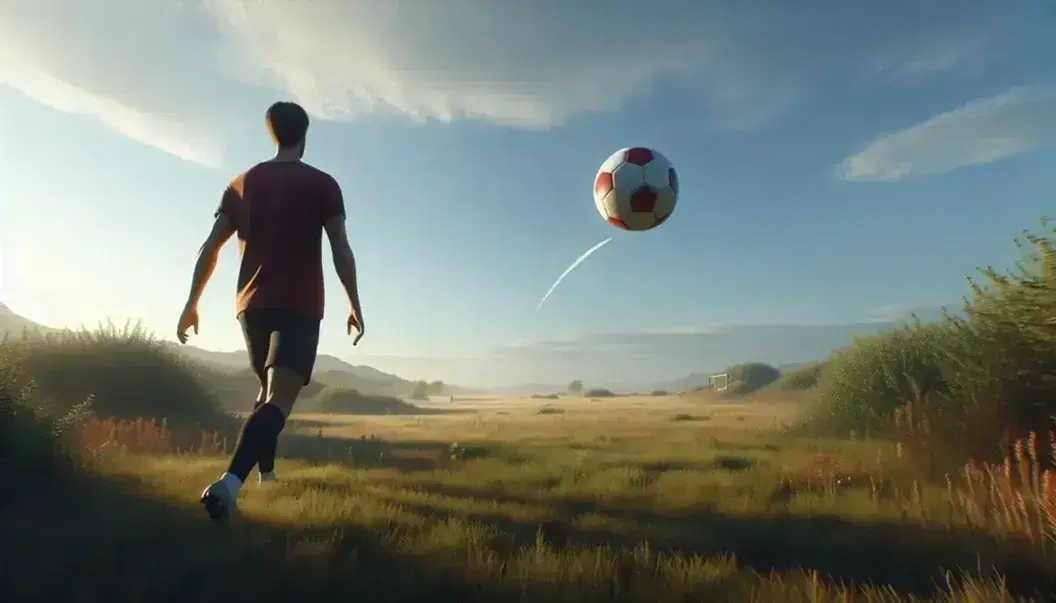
[183,213,234,310]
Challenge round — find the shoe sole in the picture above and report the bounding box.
[200,492,230,522]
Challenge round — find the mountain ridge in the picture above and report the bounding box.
[0,303,953,394]
[0,303,428,396]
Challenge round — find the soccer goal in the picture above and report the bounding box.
[708,372,729,392]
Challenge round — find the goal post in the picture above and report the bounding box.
[708,372,729,392]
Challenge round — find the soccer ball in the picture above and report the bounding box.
[592,147,678,231]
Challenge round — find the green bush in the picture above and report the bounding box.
[805,221,1056,463]
[4,323,231,431]
[724,362,780,396]
[584,388,616,398]
[313,387,422,415]
[808,325,948,434]
[0,341,88,504]
[773,363,825,391]
[930,227,1056,445]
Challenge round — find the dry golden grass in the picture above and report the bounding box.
[8,395,1054,602]
[74,417,228,456]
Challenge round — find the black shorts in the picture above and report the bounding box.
[237,309,321,386]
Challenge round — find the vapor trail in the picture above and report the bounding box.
[537,237,613,309]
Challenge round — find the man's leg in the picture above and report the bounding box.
[222,316,317,484]
[200,312,319,520]
[252,387,278,482]
[241,312,275,481]
[200,311,273,520]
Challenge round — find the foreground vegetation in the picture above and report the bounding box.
[3,221,1056,601]
[806,222,1056,464]
[6,398,1052,602]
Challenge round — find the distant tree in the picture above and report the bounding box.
[427,380,445,395]
[567,380,584,395]
[409,380,429,400]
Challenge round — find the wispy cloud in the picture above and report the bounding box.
[0,0,236,167]
[838,86,1056,182]
[0,0,1031,162]
[206,0,1016,132]
[2,65,225,167]
[864,29,995,78]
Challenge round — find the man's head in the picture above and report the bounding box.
[265,102,310,157]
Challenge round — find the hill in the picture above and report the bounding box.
[0,304,420,399]
[174,345,418,397]
[0,303,59,336]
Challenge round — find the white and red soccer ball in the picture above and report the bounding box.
[593,147,678,232]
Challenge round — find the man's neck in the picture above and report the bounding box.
[271,150,302,163]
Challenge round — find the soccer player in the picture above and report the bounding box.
[175,101,365,521]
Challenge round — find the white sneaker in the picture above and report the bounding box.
[199,475,239,521]
[258,471,276,484]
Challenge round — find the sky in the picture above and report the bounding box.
[2,0,1055,387]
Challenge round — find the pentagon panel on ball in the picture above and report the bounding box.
[592,147,678,232]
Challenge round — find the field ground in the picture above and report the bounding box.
[5,394,1051,602]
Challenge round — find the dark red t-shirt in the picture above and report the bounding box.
[215,161,345,319]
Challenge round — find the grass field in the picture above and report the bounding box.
[5,393,1053,602]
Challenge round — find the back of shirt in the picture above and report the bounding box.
[216,161,345,319]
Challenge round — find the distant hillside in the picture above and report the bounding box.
[0,303,58,337]
[172,345,418,397]
[0,304,424,400]
[1,302,960,392]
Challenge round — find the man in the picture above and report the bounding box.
[176,101,365,522]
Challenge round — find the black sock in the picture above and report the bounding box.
[251,399,278,474]
[258,436,278,474]
[227,403,286,482]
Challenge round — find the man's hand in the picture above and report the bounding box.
[177,304,200,344]
[347,310,364,346]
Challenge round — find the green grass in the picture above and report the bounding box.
[4,397,1052,602]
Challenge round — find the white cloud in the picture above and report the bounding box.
[206,0,1019,131]
[2,64,225,167]
[0,0,1032,163]
[0,0,236,167]
[839,86,1056,181]
[864,29,995,79]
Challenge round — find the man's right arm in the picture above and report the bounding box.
[320,179,363,321]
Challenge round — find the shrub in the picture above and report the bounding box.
[536,405,564,415]
[937,229,1056,436]
[0,341,89,504]
[807,324,948,435]
[584,388,615,398]
[806,221,1056,466]
[3,322,231,432]
[313,387,422,415]
[773,362,825,391]
[723,362,780,396]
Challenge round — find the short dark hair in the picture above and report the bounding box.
[265,101,310,148]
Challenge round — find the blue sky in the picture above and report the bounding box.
[2,0,1055,387]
